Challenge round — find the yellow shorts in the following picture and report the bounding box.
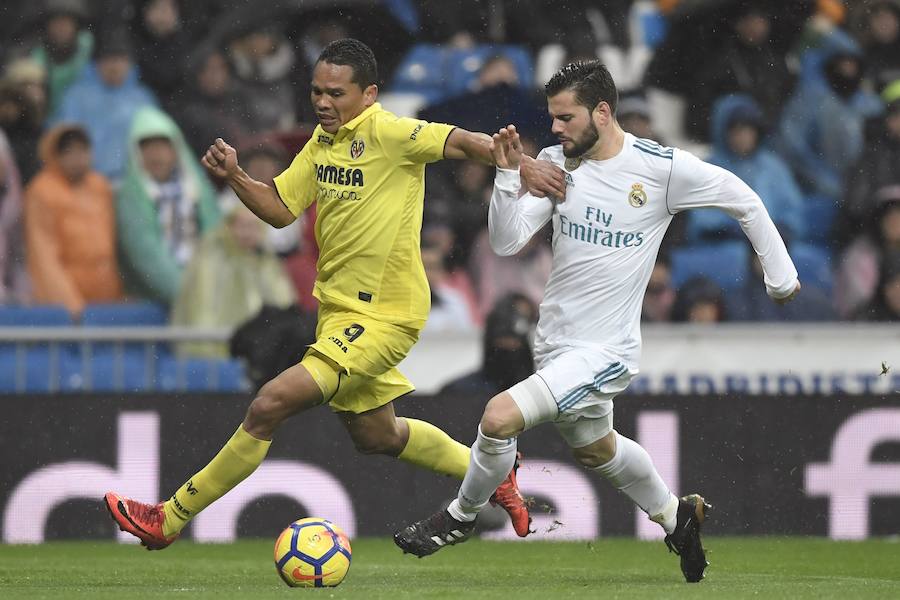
[305,307,420,414]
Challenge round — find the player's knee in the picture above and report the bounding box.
[572,447,608,469]
[480,395,522,439]
[350,427,405,456]
[571,435,616,468]
[244,380,294,435]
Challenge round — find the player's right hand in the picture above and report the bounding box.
[490,125,523,170]
[201,138,239,179]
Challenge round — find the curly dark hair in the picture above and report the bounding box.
[545,60,618,114]
[317,38,378,88]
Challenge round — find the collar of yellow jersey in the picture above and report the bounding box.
[338,102,383,136]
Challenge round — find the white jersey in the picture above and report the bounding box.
[489,132,798,371]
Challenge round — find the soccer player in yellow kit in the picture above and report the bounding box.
[104,39,566,549]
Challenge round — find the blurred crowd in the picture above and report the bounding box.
[0,0,898,366]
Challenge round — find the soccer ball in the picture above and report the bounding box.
[274,517,352,588]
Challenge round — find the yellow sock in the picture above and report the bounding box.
[162,425,271,536]
[398,418,471,479]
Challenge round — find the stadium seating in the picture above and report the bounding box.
[156,356,248,392]
[802,195,839,244]
[0,305,80,393]
[81,302,168,326]
[671,241,751,291]
[391,43,533,103]
[791,242,833,295]
[81,302,169,392]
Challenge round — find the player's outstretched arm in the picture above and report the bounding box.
[445,126,566,198]
[202,138,295,228]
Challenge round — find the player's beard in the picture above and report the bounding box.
[563,120,600,158]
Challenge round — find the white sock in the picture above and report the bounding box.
[447,426,517,522]
[593,431,679,534]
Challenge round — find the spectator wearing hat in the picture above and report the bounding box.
[3,58,49,129]
[25,124,124,318]
[29,0,93,116]
[836,186,900,317]
[839,79,900,246]
[52,28,157,183]
[687,94,805,244]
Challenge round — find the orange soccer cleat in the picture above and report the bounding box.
[489,452,532,537]
[103,491,179,550]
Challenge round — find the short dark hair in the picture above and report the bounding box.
[545,60,618,114]
[56,127,90,153]
[317,38,378,88]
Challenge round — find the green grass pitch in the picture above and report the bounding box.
[2,538,899,599]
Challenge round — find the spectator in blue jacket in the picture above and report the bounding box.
[51,28,157,183]
[688,94,805,243]
[777,28,882,202]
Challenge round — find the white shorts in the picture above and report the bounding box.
[507,347,634,448]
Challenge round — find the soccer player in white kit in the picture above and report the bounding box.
[394,61,801,582]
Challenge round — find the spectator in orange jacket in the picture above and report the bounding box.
[25,124,124,318]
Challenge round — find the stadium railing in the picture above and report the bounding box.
[0,326,247,394]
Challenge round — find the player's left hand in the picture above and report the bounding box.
[772,281,801,305]
[521,155,567,200]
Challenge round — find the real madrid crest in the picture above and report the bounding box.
[628,182,648,208]
[564,157,582,171]
[350,138,365,160]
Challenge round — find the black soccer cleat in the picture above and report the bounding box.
[664,494,711,583]
[393,509,476,558]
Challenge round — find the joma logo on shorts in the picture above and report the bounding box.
[328,336,349,353]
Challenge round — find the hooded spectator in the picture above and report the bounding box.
[172,197,295,358]
[116,106,220,306]
[778,28,883,202]
[440,292,538,396]
[25,124,123,317]
[688,94,805,242]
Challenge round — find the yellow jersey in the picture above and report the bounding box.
[273,103,455,327]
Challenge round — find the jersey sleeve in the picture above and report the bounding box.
[488,166,554,256]
[667,149,799,298]
[381,116,455,165]
[273,141,317,217]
